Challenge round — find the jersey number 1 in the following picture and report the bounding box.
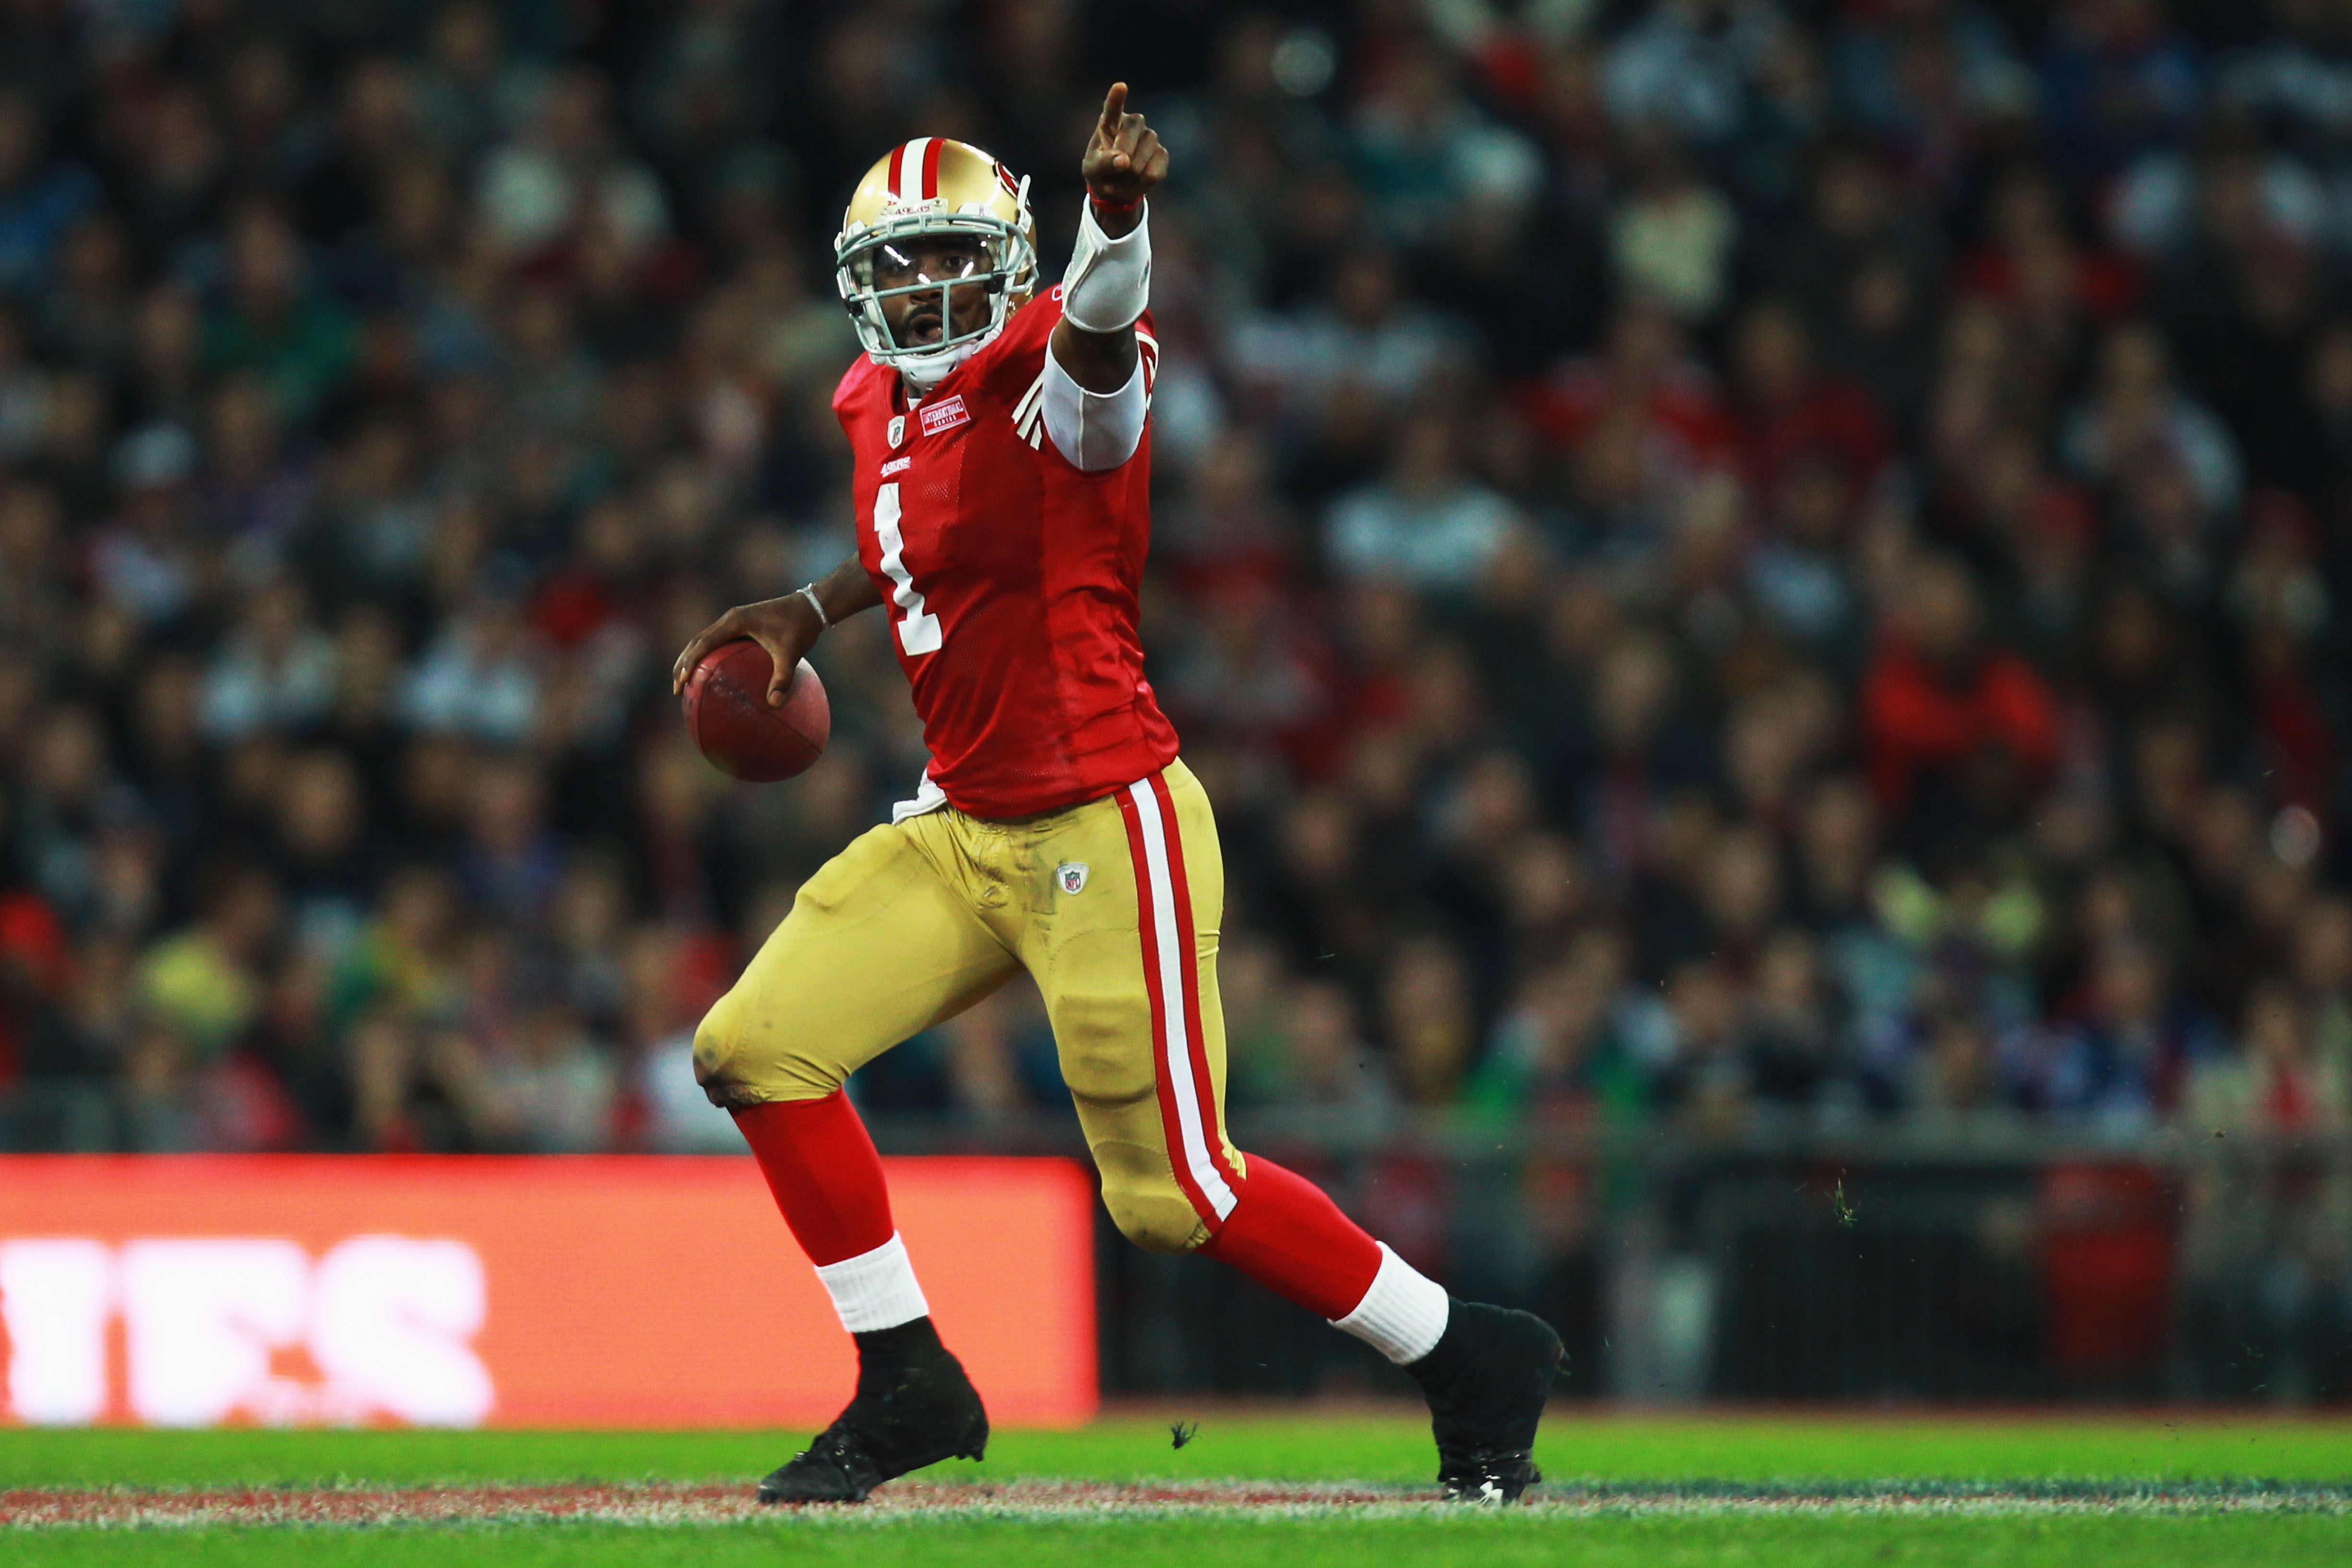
[873,482,942,656]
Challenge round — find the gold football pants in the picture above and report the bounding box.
[693,759,1245,1253]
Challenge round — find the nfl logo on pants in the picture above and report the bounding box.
[1056,862,1088,895]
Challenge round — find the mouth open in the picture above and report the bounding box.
[904,307,945,346]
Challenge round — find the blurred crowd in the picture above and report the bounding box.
[7,0,2352,1168]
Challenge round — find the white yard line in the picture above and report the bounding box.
[6,1480,2352,1528]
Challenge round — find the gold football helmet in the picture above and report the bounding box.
[834,138,1037,377]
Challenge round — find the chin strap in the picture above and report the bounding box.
[1060,195,1151,334]
[896,340,980,394]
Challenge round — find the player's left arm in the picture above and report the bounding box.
[1044,82,1166,472]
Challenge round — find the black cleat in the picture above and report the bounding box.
[1404,1298,1564,1504]
[756,1318,989,1504]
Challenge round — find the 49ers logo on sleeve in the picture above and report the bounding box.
[919,396,971,437]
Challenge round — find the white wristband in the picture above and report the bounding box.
[795,585,831,629]
[1061,196,1152,334]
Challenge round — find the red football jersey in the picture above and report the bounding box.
[833,287,1178,818]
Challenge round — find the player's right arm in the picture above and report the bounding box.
[669,559,881,708]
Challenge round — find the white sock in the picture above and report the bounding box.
[1328,1242,1450,1364]
[812,1232,931,1334]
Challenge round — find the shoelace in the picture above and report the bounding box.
[788,1427,883,1491]
[1438,1451,1537,1495]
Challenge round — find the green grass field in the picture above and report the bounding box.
[5,1410,2352,1566]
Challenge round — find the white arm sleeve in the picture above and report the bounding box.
[1043,348,1147,472]
[1059,197,1151,332]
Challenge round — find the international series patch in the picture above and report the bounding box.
[919,395,970,437]
[1055,862,1089,895]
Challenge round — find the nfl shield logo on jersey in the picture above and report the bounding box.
[1055,862,1089,895]
[887,415,906,449]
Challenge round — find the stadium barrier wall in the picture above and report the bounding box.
[0,1155,1098,1429]
[1071,1116,2352,1405]
[3,1127,2342,1410]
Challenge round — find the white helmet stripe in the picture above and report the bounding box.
[893,137,934,201]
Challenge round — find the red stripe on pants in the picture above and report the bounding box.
[1147,771,1236,1190]
[1114,783,1219,1229]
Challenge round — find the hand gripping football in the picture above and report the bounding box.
[682,639,830,783]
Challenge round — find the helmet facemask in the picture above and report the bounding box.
[835,193,1035,387]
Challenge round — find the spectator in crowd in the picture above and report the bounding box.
[2028,934,2219,1132]
[1470,928,1647,1129]
[328,863,487,1150]
[1860,551,2060,846]
[2190,975,2351,1138]
[2179,974,2352,1398]
[133,860,278,1066]
[1326,409,1523,590]
[479,965,618,1152]
[202,575,336,738]
[0,87,98,296]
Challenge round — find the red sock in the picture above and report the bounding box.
[731,1093,895,1267]
[1199,1155,1384,1320]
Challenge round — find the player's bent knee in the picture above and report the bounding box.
[690,990,845,1110]
[1093,1140,1209,1253]
[1103,1187,1207,1253]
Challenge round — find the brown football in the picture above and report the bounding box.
[682,640,830,783]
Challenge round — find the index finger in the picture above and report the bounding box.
[671,622,732,690]
[1100,82,1128,137]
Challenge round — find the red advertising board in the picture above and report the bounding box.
[0,1156,1097,1429]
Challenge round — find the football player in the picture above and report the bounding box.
[673,85,1563,1505]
